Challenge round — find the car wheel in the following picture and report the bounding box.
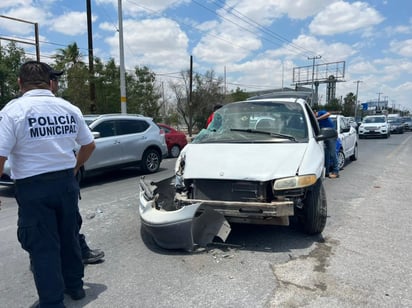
[350,143,358,161]
[141,149,161,173]
[337,149,345,170]
[170,145,181,158]
[300,180,327,235]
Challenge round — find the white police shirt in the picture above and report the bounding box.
[0,89,94,180]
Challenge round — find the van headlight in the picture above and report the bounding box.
[273,174,317,190]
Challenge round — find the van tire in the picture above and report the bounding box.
[301,180,327,235]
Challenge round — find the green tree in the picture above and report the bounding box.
[343,92,356,116]
[0,42,27,108]
[53,43,91,112]
[229,87,249,102]
[127,66,161,120]
[93,58,121,113]
[323,98,342,113]
[54,42,84,69]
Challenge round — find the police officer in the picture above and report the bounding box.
[48,65,105,265]
[0,61,96,307]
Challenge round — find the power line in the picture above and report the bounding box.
[209,0,317,58]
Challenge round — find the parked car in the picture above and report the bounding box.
[358,115,390,139]
[0,159,12,185]
[345,116,359,133]
[139,95,338,251]
[330,115,358,170]
[76,114,168,181]
[401,116,412,131]
[1,114,168,185]
[388,117,404,134]
[157,123,188,158]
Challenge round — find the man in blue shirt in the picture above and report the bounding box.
[316,110,339,178]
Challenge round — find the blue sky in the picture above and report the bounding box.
[1,0,411,111]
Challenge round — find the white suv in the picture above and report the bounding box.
[138,96,337,251]
[358,115,390,138]
[77,114,168,180]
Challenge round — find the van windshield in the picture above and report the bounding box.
[194,100,308,144]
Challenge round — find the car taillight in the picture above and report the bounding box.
[159,129,165,135]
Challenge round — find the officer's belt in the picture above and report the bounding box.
[14,168,74,184]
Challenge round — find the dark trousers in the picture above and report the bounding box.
[324,138,339,174]
[77,212,90,255]
[15,169,84,308]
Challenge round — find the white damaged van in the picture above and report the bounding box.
[139,96,337,250]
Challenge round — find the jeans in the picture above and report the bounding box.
[324,138,339,175]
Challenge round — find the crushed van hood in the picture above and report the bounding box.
[180,143,309,181]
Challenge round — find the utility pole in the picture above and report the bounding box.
[118,0,127,114]
[377,92,383,111]
[189,55,193,136]
[383,96,389,111]
[354,80,362,120]
[308,55,321,106]
[86,0,96,113]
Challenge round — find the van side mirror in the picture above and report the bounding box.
[315,127,338,141]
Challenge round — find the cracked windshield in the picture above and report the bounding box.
[195,100,308,143]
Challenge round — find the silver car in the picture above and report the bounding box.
[0,114,168,185]
[78,114,168,180]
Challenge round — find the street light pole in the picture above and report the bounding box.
[308,55,321,106]
[118,0,127,114]
[354,80,362,120]
[377,92,383,111]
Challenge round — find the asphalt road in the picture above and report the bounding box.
[1,133,412,308]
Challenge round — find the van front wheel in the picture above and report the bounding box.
[301,180,327,235]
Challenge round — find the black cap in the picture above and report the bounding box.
[43,63,64,80]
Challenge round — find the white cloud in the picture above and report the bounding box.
[0,0,30,10]
[0,6,50,35]
[50,11,97,36]
[267,34,356,62]
[385,25,412,35]
[389,39,412,58]
[95,0,190,16]
[223,0,334,22]
[226,57,288,91]
[193,20,262,65]
[309,1,384,36]
[101,18,189,72]
[348,60,378,75]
